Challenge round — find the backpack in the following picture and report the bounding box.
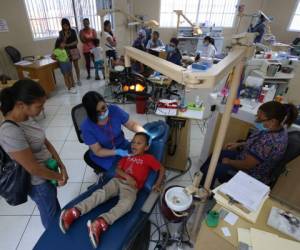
[0,121,31,206]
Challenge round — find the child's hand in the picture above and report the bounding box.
[58,172,68,186]
[152,184,161,193]
[126,175,137,188]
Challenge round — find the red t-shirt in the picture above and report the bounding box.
[117,154,161,189]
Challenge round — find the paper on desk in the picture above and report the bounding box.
[220,171,270,212]
[250,228,300,250]
[238,228,252,246]
[213,185,267,223]
[224,212,239,226]
[178,109,204,120]
[221,227,231,237]
[155,107,177,116]
[14,60,32,66]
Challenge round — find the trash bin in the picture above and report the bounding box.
[136,96,147,114]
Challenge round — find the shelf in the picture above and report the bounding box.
[252,70,294,80]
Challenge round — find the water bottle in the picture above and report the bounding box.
[45,158,59,186]
[195,96,201,108]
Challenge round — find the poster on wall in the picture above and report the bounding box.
[0,19,9,32]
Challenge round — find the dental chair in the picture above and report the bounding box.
[34,120,169,250]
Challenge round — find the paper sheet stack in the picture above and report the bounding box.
[238,228,300,250]
[213,171,270,223]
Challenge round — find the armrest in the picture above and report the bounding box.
[22,56,35,61]
[144,170,157,192]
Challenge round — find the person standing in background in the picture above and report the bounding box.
[90,39,104,80]
[103,20,117,60]
[79,18,97,80]
[0,79,69,228]
[59,18,81,85]
[146,31,164,50]
[132,29,147,51]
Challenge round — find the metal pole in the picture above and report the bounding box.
[191,59,245,239]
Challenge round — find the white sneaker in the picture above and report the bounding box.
[77,80,82,86]
[69,87,77,94]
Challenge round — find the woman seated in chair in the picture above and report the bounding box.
[81,91,146,173]
[200,101,298,188]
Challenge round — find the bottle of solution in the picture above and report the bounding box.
[258,85,269,103]
[195,96,202,108]
[264,85,276,102]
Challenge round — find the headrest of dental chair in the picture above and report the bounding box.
[142,120,169,192]
[144,120,168,143]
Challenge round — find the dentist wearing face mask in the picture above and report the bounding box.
[166,37,182,66]
[200,101,298,188]
[199,36,217,59]
[80,91,146,173]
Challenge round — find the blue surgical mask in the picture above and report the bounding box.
[98,109,109,121]
[255,122,268,131]
[166,45,175,53]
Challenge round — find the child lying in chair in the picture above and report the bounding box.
[59,132,165,248]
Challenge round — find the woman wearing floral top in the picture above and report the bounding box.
[200,101,298,187]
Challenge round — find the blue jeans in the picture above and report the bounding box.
[94,60,104,78]
[200,150,239,189]
[29,182,61,229]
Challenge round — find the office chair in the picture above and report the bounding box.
[269,131,300,188]
[71,104,104,175]
[4,46,34,63]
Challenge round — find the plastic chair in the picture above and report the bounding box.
[270,131,300,188]
[4,46,34,63]
[71,104,104,175]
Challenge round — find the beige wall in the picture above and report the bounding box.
[262,0,299,43]
[132,0,266,46]
[0,0,134,79]
[0,0,300,79]
[132,0,299,46]
[0,0,56,78]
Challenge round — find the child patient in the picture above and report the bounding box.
[59,132,165,248]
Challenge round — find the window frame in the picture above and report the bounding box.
[23,0,106,41]
[288,0,300,32]
[159,0,239,29]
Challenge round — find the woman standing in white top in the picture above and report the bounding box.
[103,20,117,60]
[195,36,217,61]
[201,36,217,58]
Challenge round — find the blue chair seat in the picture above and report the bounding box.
[34,177,151,250]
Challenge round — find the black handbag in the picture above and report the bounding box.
[0,121,31,206]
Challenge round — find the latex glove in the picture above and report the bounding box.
[115,149,129,157]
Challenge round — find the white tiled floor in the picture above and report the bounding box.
[0,76,205,250]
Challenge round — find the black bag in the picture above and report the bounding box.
[0,121,31,206]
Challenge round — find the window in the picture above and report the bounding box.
[160,0,238,28]
[289,0,300,31]
[24,0,103,40]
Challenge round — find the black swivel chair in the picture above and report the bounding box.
[4,46,35,63]
[71,104,104,175]
[269,131,300,188]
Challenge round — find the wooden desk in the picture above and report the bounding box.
[15,58,58,95]
[0,80,18,90]
[149,47,167,59]
[195,199,300,250]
